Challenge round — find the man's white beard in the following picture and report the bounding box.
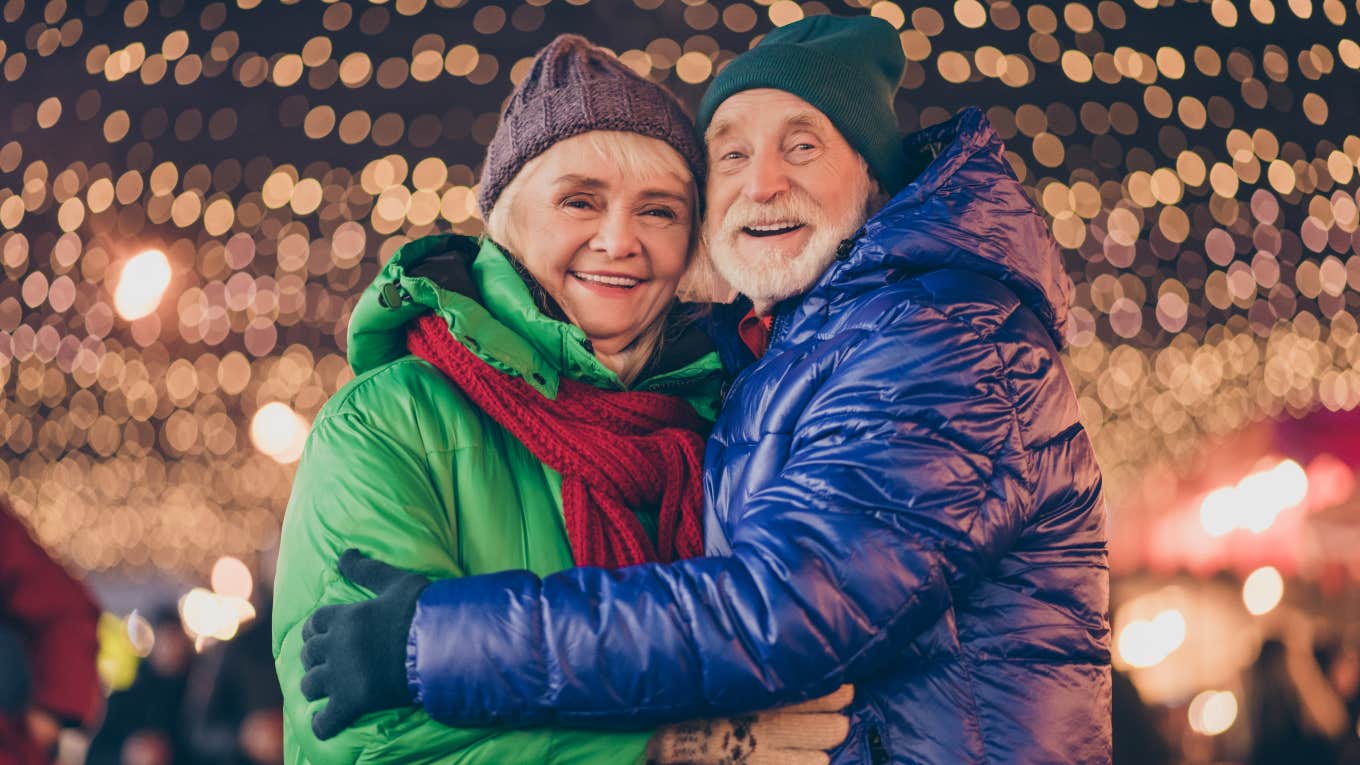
[704,175,872,312]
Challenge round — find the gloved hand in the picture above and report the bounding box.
[647,684,855,765]
[300,549,431,740]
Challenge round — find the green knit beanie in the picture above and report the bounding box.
[698,15,909,193]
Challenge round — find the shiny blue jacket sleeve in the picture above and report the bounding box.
[409,315,1034,728]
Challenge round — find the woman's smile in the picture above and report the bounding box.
[569,270,648,292]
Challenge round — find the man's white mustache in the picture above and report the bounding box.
[716,194,826,238]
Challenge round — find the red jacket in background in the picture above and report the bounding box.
[0,501,102,765]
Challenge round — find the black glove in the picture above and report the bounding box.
[300,549,431,740]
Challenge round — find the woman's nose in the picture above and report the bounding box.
[589,208,641,259]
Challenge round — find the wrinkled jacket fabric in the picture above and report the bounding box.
[408,108,1111,764]
[271,235,724,765]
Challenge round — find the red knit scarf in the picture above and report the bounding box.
[407,314,706,568]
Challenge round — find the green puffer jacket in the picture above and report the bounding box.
[272,233,724,765]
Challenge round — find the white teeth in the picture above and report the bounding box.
[744,222,803,233]
[574,272,641,287]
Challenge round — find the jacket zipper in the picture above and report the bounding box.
[767,231,863,348]
[867,726,890,765]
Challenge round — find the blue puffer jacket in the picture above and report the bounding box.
[407,107,1111,765]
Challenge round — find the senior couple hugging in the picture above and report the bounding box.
[273,14,1111,765]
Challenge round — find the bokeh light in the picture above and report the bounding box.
[1242,566,1285,615]
[1188,690,1239,736]
[210,555,254,600]
[179,586,256,645]
[249,402,309,464]
[1,5,1354,763]
[0,13,1353,723]
[125,610,155,658]
[1197,460,1309,536]
[1117,609,1187,669]
[113,249,172,320]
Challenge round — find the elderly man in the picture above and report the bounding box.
[299,15,1110,764]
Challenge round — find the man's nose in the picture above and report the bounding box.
[744,150,790,204]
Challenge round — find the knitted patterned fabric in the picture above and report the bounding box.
[476,34,705,219]
[697,15,911,194]
[407,314,706,568]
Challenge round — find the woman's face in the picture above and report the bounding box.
[501,133,694,356]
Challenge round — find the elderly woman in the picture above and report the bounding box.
[273,35,847,765]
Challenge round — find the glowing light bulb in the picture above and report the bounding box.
[113,249,172,320]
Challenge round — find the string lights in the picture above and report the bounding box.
[1,0,1358,574]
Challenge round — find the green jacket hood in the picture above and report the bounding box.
[346,233,724,416]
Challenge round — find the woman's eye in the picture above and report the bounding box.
[720,151,744,161]
[644,207,678,220]
[563,197,593,210]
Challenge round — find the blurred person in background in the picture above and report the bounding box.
[87,608,195,765]
[274,32,850,765]
[1322,640,1360,764]
[1110,668,1173,764]
[187,580,284,765]
[0,499,102,765]
[1248,618,1358,765]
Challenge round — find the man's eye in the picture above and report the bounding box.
[563,198,593,210]
[720,151,744,161]
[793,143,816,152]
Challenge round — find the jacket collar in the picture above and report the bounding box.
[346,234,724,410]
[816,107,1071,345]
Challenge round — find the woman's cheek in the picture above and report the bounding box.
[653,228,693,276]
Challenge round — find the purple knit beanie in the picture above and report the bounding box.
[476,34,705,220]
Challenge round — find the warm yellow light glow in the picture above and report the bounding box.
[3,0,1357,583]
[1117,609,1186,668]
[113,249,171,320]
[1199,460,1307,536]
[1199,486,1237,537]
[211,555,254,600]
[1243,566,1284,615]
[1239,460,1308,533]
[180,587,223,639]
[250,402,309,464]
[179,587,256,643]
[954,0,987,28]
[1188,690,1238,735]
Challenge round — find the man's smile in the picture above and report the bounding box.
[741,222,806,238]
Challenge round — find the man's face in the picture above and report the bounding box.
[703,89,874,313]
